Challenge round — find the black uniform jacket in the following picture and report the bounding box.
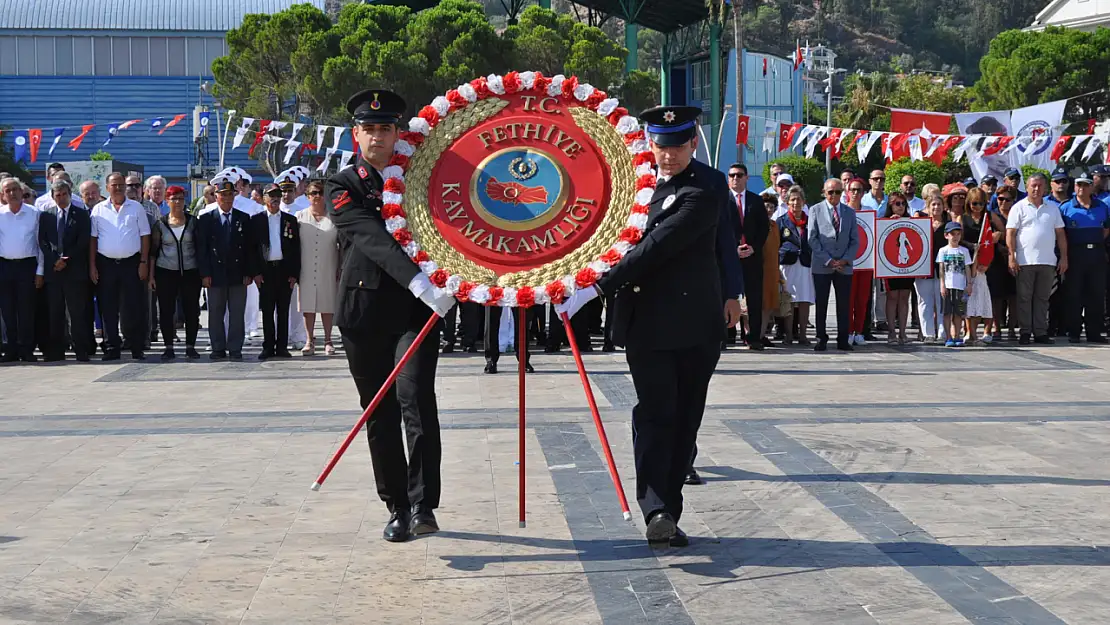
[38,204,90,284]
[325,157,421,333]
[196,208,254,287]
[596,160,726,350]
[248,210,302,280]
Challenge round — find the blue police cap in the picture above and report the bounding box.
[1003,167,1021,179]
[640,105,702,147]
[1051,166,1070,182]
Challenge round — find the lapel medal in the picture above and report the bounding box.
[662,194,677,211]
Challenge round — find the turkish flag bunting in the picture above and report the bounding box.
[28,129,41,163]
[68,124,94,151]
[1088,119,1097,134]
[793,46,803,71]
[779,123,802,152]
[736,114,750,146]
[981,135,1014,157]
[249,120,273,156]
[1050,135,1070,162]
[933,135,963,160]
[881,133,896,163]
[818,128,843,154]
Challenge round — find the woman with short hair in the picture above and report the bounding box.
[149,185,201,360]
[296,180,341,355]
[776,185,814,345]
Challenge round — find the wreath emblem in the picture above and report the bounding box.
[381,71,656,307]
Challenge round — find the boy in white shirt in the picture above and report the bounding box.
[937,222,974,347]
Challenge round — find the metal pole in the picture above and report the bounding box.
[518,306,527,528]
[709,22,723,153]
[825,67,834,178]
[625,22,639,74]
[733,1,744,164]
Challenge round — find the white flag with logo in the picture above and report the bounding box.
[283,140,302,164]
[1008,99,1066,171]
[317,148,336,173]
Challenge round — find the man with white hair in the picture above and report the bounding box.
[143,175,169,217]
[205,167,264,342]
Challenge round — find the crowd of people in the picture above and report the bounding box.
[734,161,1109,350]
[2,156,1106,365]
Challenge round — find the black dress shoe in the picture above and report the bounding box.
[101,351,121,362]
[669,527,689,547]
[645,511,677,543]
[1034,335,1054,345]
[525,362,535,374]
[210,350,227,360]
[75,353,90,362]
[185,346,201,359]
[863,333,878,342]
[484,362,498,374]
[258,350,274,360]
[21,353,38,363]
[761,337,775,348]
[131,351,146,361]
[1,353,19,363]
[441,344,455,354]
[276,350,293,358]
[814,340,828,352]
[748,342,765,351]
[464,344,479,353]
[43,353,65,363]
[602,341,616,352]
[543,345,560,354]
[684,470,703,485]
[160,349,176,361]
[383,509,411,543]
[229,352,243,361]
[410,506,439,536]
[1069,336,1082,344]
[1019,333,1031,345]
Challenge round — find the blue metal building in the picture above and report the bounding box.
[0,0,325,187]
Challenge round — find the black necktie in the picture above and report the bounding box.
[57,210,66,255]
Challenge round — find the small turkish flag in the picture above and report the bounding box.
[793,46,803,71]
[976,217,994,270]
[779,123,801,152]
[762,58,768,77]
[1051,135,1070,162]
[28,128,41,163]
[736,115,750,146]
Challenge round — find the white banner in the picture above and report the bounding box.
[332,127,347,152]
[283,140,301,164]
[338,149,355,171]
[1008,99,1067,171]
[956,111,1011,183]
[853,210,876,270]
[316,148,336,173]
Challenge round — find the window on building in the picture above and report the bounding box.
[185,38,206,76]
[167,37,185,75]
[111,37,130,75]
[93,37,112,75]
[73,37,93,75]
[35,37,55,74]
[130,37,149,75]
[203,38,225,75]
[148,37,167,76]
[0,38,16,74]
[55,37,73,75]
[690,59,711,102]
[16,36,34,75]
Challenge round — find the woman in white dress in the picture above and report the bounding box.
[775,185,816,344]
[297,180,341,355]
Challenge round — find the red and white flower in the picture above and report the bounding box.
[382,71,654,307]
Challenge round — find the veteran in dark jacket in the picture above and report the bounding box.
[196,172,255,361]
[250,183,301,359]
[557,105,738,547]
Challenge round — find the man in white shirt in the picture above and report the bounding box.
[899,174,925,216]
[90,172,151,360]
[0,178,45,362]
[1006,173,1068,344]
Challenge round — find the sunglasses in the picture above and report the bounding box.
[871,176,885,181]
[998,197,1014,203]
[126,183,142,188]
[848,187,864,193]
[306,191,322,197]
[728,173,746,178]
[970,202,985,207]
[890,202,906,208]
[825,190,843,195]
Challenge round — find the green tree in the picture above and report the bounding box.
[974,27,1110,119]
[883,158,944,195]
[763,155,826,204]
[90,150,114,162]
[617,70,660,115]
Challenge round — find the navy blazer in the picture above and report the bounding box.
[38,204,90,283]
[596,160,726,349]
[196,208,254,287]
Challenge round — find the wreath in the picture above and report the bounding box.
[378,71,656,307]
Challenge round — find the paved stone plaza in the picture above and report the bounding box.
[3,322,1110,624]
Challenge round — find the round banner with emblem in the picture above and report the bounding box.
[876,217,934,279]
[376,71,656,307]
[852,210,876,270]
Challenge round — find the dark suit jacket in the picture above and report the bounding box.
[693,160,744,300]
[596,161,725,350]
[248,210,302,280]
[38,204,90,283]
[326,157,422,333]
[196,208,254,287]
[731,189,770,258]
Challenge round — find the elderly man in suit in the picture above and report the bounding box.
[38,180,92,361]
[808,178,859,351]
[196,173,255,361]
[250,183,301,360]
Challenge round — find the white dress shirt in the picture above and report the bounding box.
[266,210,283,261]
[234,195,264,216]
[908,196,925,216]
[0,203,45,275]
[90,198,150,259]
[1006,197,1065,266]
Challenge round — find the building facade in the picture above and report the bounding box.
[0,0,324,188]
[1026,0,1110,31]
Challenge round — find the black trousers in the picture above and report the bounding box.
[546,304,591,350]
[484,306,530,366]
[814,271,852,345]
[627,341,720,524]
[45,279,91,358]
[155,267,201,349]
[585,297,603,335]
[259,262,293,353]
[0,257,38,359]
[96,254,145,354]
[340,313,442,513]
[443,301,481,348]
[1067,247,1107,339]
[740,256,764,343]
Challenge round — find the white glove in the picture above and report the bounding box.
[554,286,599,319]
[408,273,456,317]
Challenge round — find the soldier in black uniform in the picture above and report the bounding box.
[325,89,456,543]
[558,106,741,547]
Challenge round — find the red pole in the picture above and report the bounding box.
[310,312,440,492]
[559,312,633,521]
[518,306,527,528]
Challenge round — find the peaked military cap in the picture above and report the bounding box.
[347,89,406,125]
[640,105,702,147]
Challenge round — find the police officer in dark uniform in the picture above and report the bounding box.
[557,105,741,547]
[1060,169,1110,344]
[326,89,456,543]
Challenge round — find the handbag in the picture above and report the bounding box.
[779,249,799,266]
